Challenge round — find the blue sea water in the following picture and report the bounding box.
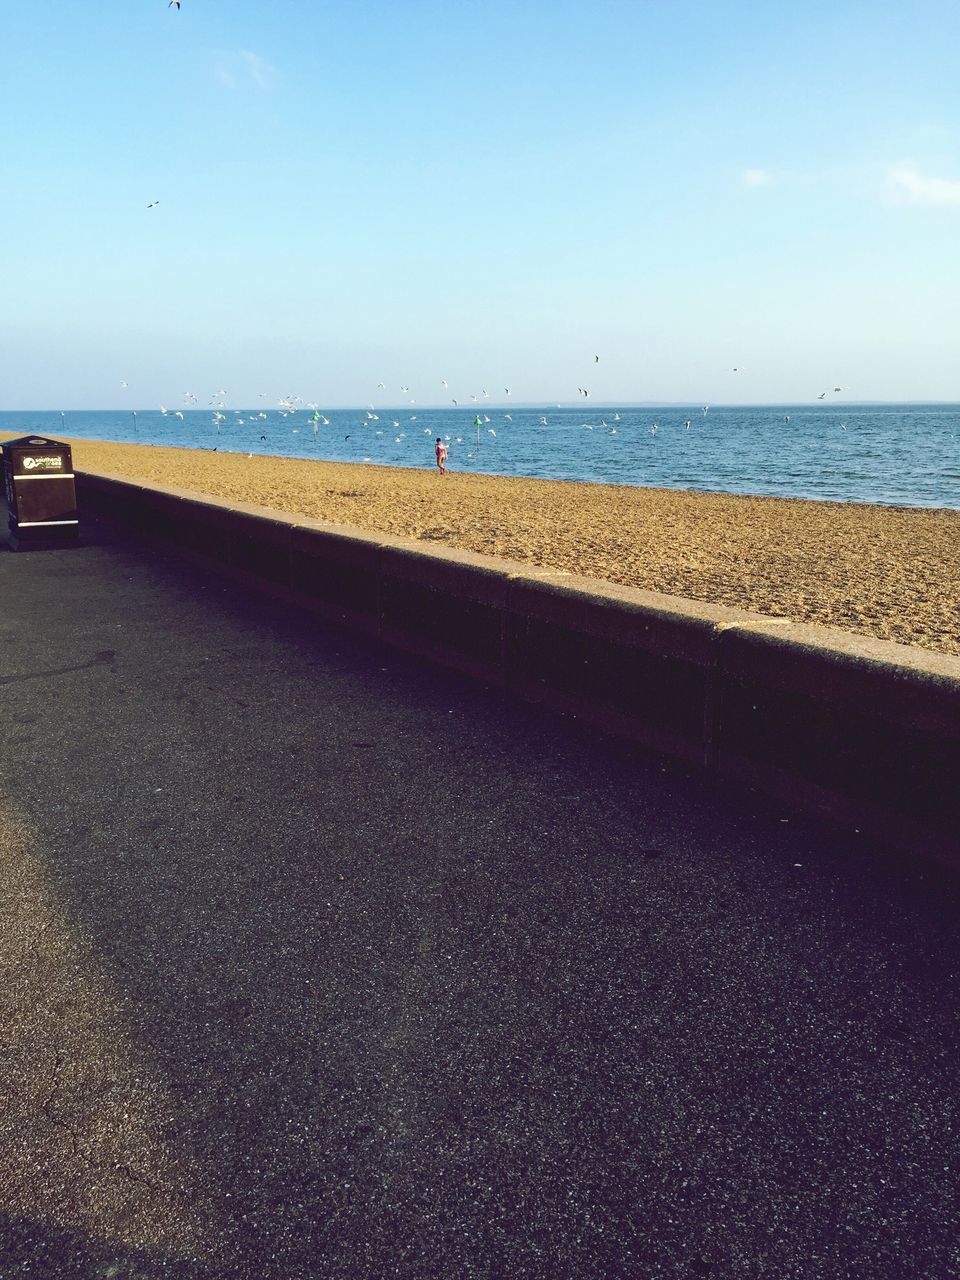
[2,404,958,510]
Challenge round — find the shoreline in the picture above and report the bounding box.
[6,433,959,657]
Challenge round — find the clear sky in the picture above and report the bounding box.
[2,0,958,408]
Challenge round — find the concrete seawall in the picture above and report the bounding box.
[76,470,960,866]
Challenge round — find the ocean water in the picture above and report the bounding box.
[2,404,958,510]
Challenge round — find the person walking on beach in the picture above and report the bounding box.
[435,437,448,475]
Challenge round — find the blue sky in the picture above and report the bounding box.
[2,0,958,408]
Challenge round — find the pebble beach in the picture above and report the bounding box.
[13,435,960,658]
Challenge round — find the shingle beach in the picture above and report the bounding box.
[18,435,959,657]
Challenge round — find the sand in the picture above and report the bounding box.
[8,435,959,657]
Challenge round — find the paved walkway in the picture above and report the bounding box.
[1,507,959,1280]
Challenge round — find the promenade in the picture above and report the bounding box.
[2,505,959,1279]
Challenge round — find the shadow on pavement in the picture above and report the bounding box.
[2,512,960,1279]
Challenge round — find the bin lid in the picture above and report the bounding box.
[2,436,70,450]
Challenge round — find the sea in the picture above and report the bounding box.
[1,404,958,510]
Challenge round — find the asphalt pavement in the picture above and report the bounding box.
[1,506,958,1280]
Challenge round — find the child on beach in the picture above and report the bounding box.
[435,437,448,475]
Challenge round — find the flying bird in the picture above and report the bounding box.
[147,201,160,209]
[169,0,181,8]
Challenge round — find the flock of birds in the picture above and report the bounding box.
[109,368,853,467]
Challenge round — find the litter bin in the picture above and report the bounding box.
[2,436,79,551]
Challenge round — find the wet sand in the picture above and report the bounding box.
[13,435,960,657]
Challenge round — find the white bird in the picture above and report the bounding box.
[400,386,409,393]
[504,414,512,421]
[594,354,599,363]
[174,411,184,420]
[159,405,167,415]
[147,201,159,209]
[377,382,385,389]
[169,0,181,9]
[833,386,844,392]
[482,389,489,398]
[613,413,621,421]
[410,415,417,421]
[120,380,128,388]
[488,428,496,437]
[539,416,548,425]
[366,411,379,420]
[441,379,448,388]
[650,424,658,435]
[504,388,511,396]
[392,420,400,427]
[684,419,692,429]
[483,415,491,423]
[702,405,709,415]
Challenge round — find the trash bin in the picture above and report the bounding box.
[2,436,79,551]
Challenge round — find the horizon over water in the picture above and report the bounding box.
[1,404,957,510]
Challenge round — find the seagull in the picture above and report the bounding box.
[833,386,844,392]
[377,382,385,389]
[174,411,184,420]
[594,355,599,363]
[818,391,827,399]
[684,419,692,429]
[504,414,512,421]
[504,388,511,396]
[488,428,496,437]
[147,201,159,209]
[169,0,181,8]
[120,380,128,388]
[400,386,409,394]
[441,379,448,388]
[702,405,709,415]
